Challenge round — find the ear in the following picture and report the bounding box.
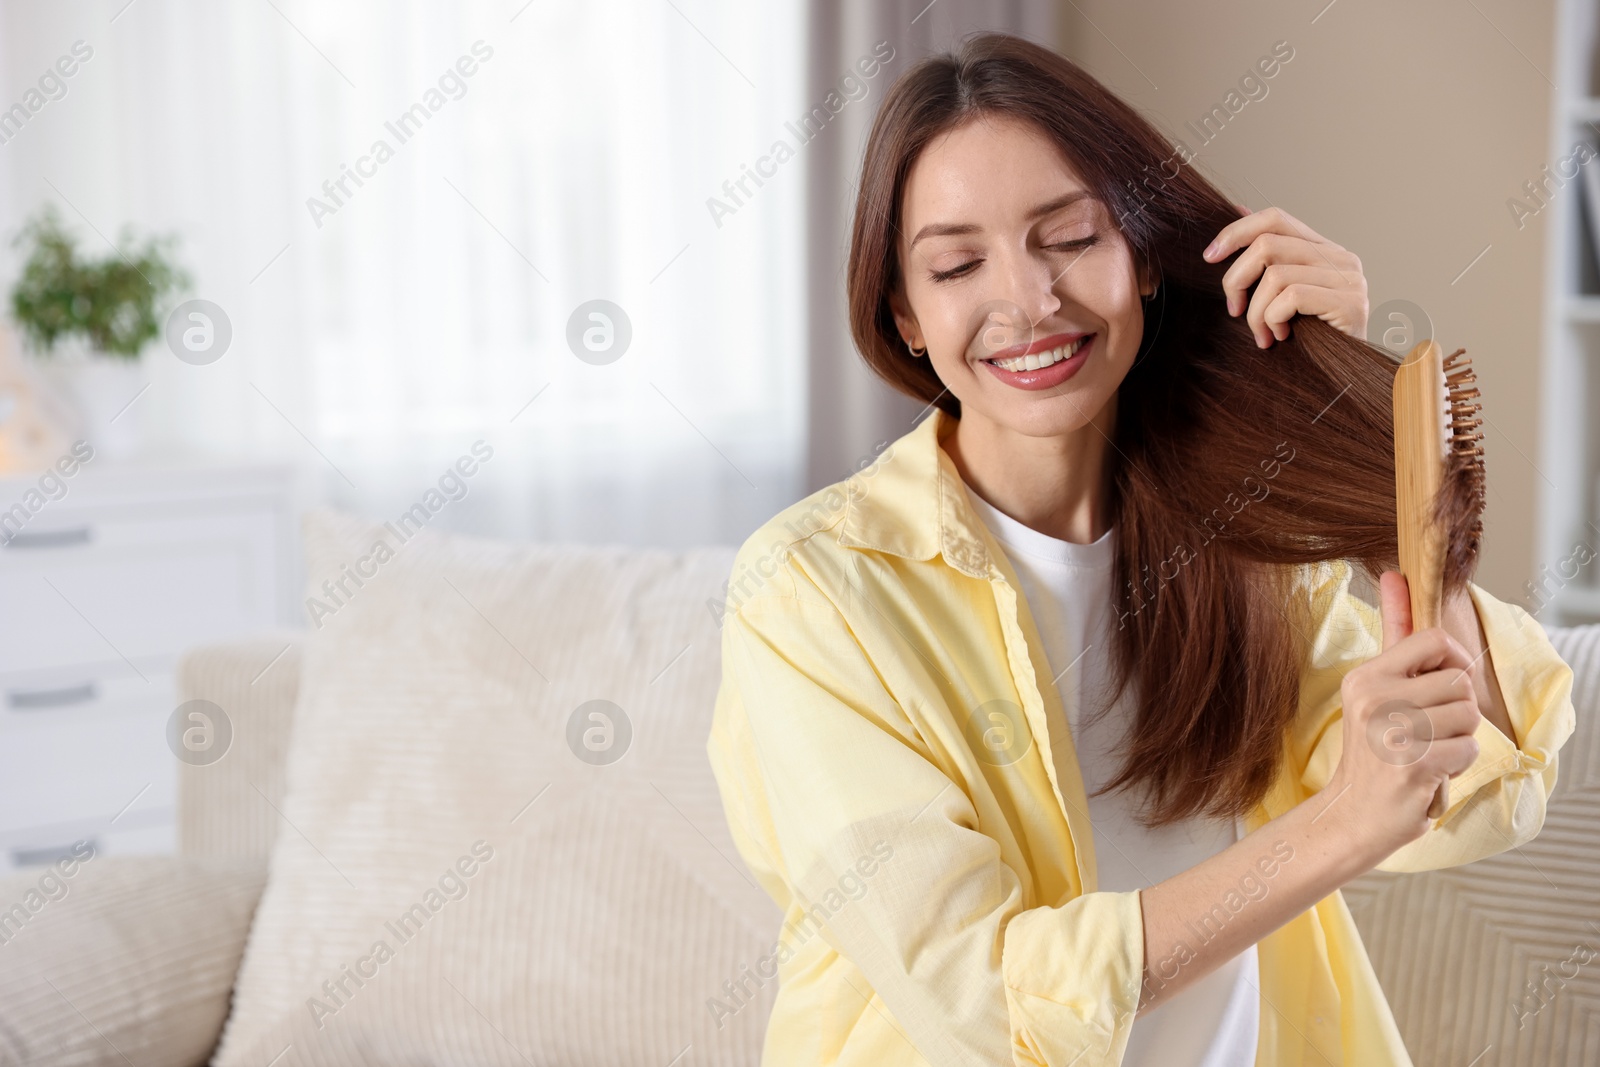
[887,287,923,351]
[1137,257,1161,299]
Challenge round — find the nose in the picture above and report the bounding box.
[986,246,1063,347]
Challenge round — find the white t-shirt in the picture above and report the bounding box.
[964,485,1260,1067]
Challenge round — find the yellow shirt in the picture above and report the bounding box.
[705,407,1576,1067]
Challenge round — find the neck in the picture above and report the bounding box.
[940,395,1117,545]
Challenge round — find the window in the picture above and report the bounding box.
[0,0,808,546]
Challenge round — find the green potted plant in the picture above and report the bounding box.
[8,205,189,457]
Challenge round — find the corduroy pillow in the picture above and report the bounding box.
[0,856,266,1066]
[211,508,778,1065]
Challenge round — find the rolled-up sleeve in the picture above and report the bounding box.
[707,590,1145,1067]
[1291,561,1576,873]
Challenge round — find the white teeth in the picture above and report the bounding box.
[989,336,1087,372]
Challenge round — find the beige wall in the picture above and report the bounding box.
[1059,0,1557,602]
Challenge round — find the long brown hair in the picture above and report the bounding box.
[848,32,1450,827]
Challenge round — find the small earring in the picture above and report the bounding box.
[908,340,927,357]
[1142,282,1161,303]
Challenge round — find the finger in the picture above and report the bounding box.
[1222,231,1347,284]
[1421,733,1481,781]
[1384,625,1475,677]
[1245,265,1359,345]
[1255,275,1366,347]
[1380,571,1412,652]
[1202,205,1327,263]
[1387,673,1478,720]
[1423,698,1484,743]
[1220,235,1341,318]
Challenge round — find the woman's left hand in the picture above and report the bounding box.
[1202,204,1369,349]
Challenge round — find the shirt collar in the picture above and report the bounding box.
[836,407,994,579]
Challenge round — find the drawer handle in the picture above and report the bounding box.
[10,839,97,869]
[8,683,98,710]
[2,527,93,550]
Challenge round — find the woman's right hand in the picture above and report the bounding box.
[1321,570,1483,866]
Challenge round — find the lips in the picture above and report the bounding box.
[980,333,1094,391]
[986,331,1091,365]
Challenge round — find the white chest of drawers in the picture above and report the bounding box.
[0,460,299,873]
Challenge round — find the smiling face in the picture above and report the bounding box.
[888,113,1156,440]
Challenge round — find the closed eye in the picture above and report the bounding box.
[1050,236,1098,251]
[926,235,1099,284]
[929,260,980,283]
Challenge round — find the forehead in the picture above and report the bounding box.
[900,114,1095,234]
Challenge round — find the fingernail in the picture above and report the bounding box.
[1202,241,1218,260]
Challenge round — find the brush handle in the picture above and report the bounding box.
[1393,339,1451,821]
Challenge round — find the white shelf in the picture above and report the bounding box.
[1564,295,1600,322]
[0,463,298,871]
[1537,0,1600,629]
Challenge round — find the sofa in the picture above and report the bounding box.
[0,508,1596,1066]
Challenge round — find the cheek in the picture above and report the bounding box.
[1065,270,1142,341]
[1107,306,1146,370]
[926,343,972,385]
[1057,237,1140,306]
[1089,259,1146,332]
[918,292,1003,370]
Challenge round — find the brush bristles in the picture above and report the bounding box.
[1435,347,1486,589]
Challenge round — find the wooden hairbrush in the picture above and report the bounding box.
[1392,339,1486,819]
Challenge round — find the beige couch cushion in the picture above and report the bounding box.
[0,856,266,1067]
[178,635,305,861]
[211,509,779,1066]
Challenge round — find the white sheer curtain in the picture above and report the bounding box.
[0,0,807,548]
[800,0,1058,491]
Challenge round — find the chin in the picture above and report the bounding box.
[986,391,1105,438]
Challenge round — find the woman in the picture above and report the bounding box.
[706,33,1574,1067]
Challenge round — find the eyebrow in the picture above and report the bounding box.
[909,190,1094,247]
